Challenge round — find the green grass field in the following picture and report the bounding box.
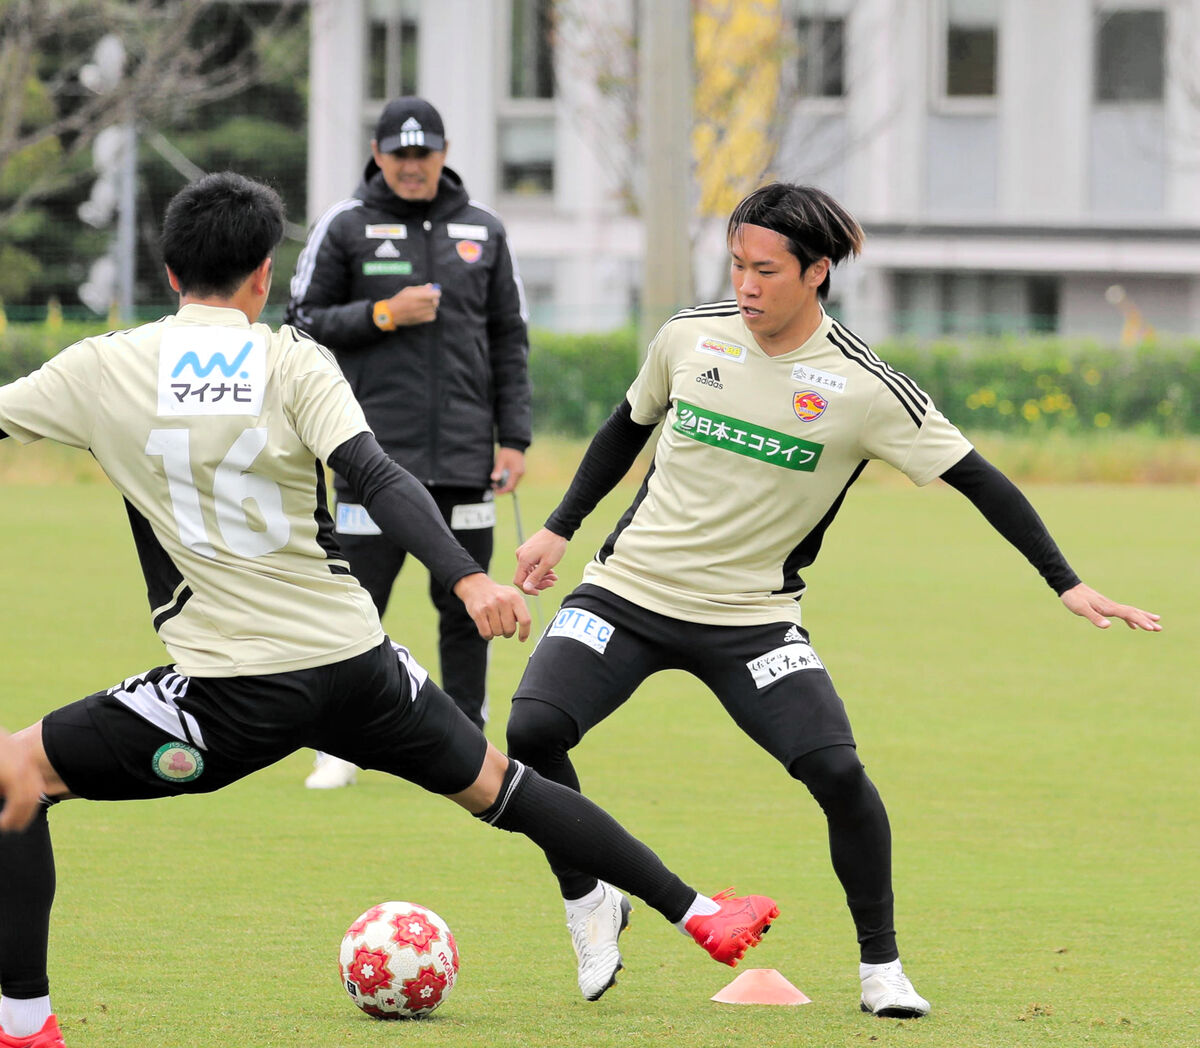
[0,446,1195,1048]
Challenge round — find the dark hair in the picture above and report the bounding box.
[727,183,863,300]
[161,172,285,297]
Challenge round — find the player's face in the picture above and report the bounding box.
[371,142,447,202]
[729,223,829,355]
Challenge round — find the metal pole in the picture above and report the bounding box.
[115,121,137,324]
[638,0,694,358]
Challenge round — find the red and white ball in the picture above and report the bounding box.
[339,901,459,1019]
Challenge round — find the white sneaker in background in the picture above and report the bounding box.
[304,754,358,789]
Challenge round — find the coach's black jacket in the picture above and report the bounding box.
[284,163,531,492]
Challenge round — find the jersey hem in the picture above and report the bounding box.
[170,629,385,678]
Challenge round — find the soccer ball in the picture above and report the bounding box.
[339,901,459,1019]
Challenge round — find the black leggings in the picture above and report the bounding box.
[507,698,898,963]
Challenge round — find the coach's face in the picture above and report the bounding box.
[730,223,829,355]
[372,142,448,202]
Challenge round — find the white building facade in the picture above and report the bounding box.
[307,0,1200,340]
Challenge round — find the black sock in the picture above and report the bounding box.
[0,802,55,999]
[791,746,899,964]
[475,760,695,923]
[505,698,598,901]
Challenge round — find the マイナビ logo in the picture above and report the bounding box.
[695,367,723,389]
[158,327,266,416]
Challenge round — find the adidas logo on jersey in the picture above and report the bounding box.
[784,625,805,643]
[696,367,723,389]
[374,240,401,258]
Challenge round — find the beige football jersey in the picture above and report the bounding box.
[0,303,383,676]
[582,303,974,626]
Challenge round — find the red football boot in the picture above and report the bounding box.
[685,888,779,966]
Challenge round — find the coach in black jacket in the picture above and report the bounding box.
[286,96,532,749]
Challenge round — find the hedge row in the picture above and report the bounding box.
[2,319,1196,438]
[529,329,1200,438]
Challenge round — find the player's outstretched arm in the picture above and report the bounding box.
[453,573,532,642]
[0,729,42,832]
[1060,583,1162,631]
[514,527,567,595]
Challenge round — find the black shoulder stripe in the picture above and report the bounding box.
[665,300,740,324]
[827,324,927,427]
[832,321,927,406]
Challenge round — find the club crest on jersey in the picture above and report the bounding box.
[158,327,266,416]
[695,336,748,363]
[152,742,204,782]
[545,607,614,654]
[456,240,482,263]
[793,390,828,422]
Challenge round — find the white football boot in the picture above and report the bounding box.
[567,881,633,1001]
[304,753,358,789]
[859,959,931,1018]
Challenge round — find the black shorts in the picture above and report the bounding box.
[41,639,486,801]
[513,585,855,769]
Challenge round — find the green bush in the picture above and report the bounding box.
[527,327,640,436]
[4,319,1197,438]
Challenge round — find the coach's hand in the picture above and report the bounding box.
[1060,582,1162,631]
[454,573,531,641]
[386,283,441,326]
[515,527,566,595]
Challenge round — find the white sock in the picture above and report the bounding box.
[860,958,902,979]
[564,882,606,924]
[0,995,52,1038]
[673,892,720,935]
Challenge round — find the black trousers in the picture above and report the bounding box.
[336,485,494,729]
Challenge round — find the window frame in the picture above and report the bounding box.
[929,0,1001,115]
[495,0,557,199]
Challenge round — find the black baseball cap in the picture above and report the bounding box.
[375,96,446,153]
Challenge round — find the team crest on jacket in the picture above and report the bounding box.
[793,390,828,422]
[456,240,482,263]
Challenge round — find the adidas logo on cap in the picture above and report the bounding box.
[696,367,723,389]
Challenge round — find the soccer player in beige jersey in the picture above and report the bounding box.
[508,182,1162,1016]
[0,174,777,1048]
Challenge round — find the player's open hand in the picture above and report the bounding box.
[1060,582,1162,631]
[453,573,531,641]
[514,528,567,595]
[0,730,42,833]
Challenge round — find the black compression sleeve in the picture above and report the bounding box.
[328,432,483,592]
[544,400,656,539]
[940,449,1081,595]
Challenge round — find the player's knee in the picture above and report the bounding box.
[789,744,869,809]
[505,698,578,766]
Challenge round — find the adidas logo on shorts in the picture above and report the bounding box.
[696,367,723,389]
[784,625,805,643]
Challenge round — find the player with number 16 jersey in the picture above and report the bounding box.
[0,305,381,676]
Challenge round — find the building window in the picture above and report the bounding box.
[510,0,555,99]
[1095,9,1165,102]
[796,16,845,98]
[499,0,556,196]
[367,1,419,100]
[944,0,998,98]
[498,116,555,195]
[893,271,1060,337]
